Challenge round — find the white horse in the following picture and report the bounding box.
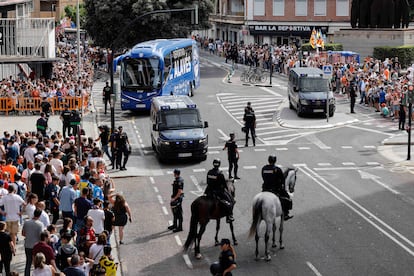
[248,167,298,261]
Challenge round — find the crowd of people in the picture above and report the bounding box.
[0,31,131,276]
[198,36,414,129]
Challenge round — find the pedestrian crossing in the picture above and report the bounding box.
[217,93,304,145]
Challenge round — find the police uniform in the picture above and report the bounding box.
[103,83,111,114]
[60,107,72,138]
[40,99,52,117]
[115,127,130,170]
[205,167,234,221]
[169,173,184,232]
[70,110,81,136]
[243,109,256,147]
[261,164,292,219]
[210,241,236,276]
[36,115,48,136]
[224,137,239,179]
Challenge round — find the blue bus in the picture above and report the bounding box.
[114,38,200,111]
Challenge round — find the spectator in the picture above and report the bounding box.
[0,221,14,276]
[32,252,56,276]
[111,193,132,245]
[88,232,107,265]
[22,208,43,276]
[0,185,25,247]
[98,246,118,276]
[24,192,38,219]
[77,215,96,256]
[36,201,50,229]
[32,230,57,271]
[87,198,105,235]
[59,179,77,221]
[30,162,47,201]
[57,234,79,272]
[74,187,92,231]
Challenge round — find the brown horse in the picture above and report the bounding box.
[183,179,236,259]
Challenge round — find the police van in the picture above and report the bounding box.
[150,95,208,161]
[288,67,335,117]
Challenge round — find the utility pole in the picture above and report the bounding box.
[407,84,413,160]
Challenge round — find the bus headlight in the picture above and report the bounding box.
[300,99,309,105]
[160,140,170,146]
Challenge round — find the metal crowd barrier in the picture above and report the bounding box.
[0,96,89,115]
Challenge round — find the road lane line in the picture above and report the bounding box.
[157,195,164,204]
[149,177,155,184]
[153,187,159,193]
[301,166,414,256]
[162,206,169,215]
[306,261,323,276]
[175,235,182,246]
[183,254,193,269]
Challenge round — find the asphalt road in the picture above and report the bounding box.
[93,55,414,276]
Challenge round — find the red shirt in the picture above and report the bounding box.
[32,241,55,264]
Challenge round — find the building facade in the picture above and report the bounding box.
[208,0,351,45]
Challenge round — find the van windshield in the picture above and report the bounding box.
[300,78,329,92]
[159,109,203,130]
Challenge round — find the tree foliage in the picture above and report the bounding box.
[84,0,213,49]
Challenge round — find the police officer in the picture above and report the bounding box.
[349,78,357,114]
[168,169,184,232]
[60,105,72,138]
[205,159,234,222]
[102,81,111,115]
[243,104,256,147]
[40,97,52,118]
[70,109,81,136]
[109,129,118,169]
[261,155,293,221]
[114,126,130,171]
[36,112,48,137]
[223,133,240,179]
[210,238,237,276]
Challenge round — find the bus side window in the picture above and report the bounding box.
[164,53,171,82]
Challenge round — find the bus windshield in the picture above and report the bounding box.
[299,78,329,92]
[122,57,161,90]
[159,109,203,130]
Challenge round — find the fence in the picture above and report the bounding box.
[0,96,89,115]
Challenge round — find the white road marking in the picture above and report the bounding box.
[243,165,257,169]
[342,162,355,166]
[162,206,169,215]
[306,261,323,276]
[208,151,220,154]
[149,177,155,184]
[301,166,414,257]
[183,254,193,269]
[318,163,332,166]
[366,162,380,166]
[346,124,394,136]
[363,145,376,149]
[341,146,353,149]
[275,147,288,151]
[254,148,266,152]
[153,187,159,193]
[175,235,182,246]
[298,147,311,150]
[259,86,283,97]
[193,168,206,173]
[358,170,400,195]
[217,128,229,140]
[157,195,164,204]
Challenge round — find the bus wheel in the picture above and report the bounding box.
[189,82,194,97]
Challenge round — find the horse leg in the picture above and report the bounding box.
[264,225,271,261]
[215,219,220,246]
[271,221,277,248]
[228,221,238,245]
[255,231,260,261]
[195,223,207,260]
[279,216,285,249]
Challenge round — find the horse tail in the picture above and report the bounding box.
[183,200,199,251]
[248,196,263,238]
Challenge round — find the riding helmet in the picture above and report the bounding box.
[173,169,180,175]
[213,158,221,168]
[268,155,277,164]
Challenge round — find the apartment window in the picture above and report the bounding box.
[273,0,285,16]
[295,0,307,16]
[314,0,326,16]
[254,0,265,16]
[336,0,349,16]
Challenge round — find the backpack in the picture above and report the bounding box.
[56,246,76,270]
[15,180,26,199]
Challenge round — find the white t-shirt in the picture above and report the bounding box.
[39,210,50,229]
[25,203,36,219]
[32,265,52,276]
[50,158,63,175]
[89,243,105,264]
[0,193,25,221]
[87,208,105,235]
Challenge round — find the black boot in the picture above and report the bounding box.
[173,223,183,232]
[168,224,177,230]
[284,210,293,221]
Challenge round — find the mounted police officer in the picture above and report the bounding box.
[60,104,72,138]
[261,155,293,221]
[168,169,184,233]
[205,159,234,222]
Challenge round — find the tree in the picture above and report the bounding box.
[84,0,212,49]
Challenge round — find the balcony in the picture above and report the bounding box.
[210,12,245,25]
